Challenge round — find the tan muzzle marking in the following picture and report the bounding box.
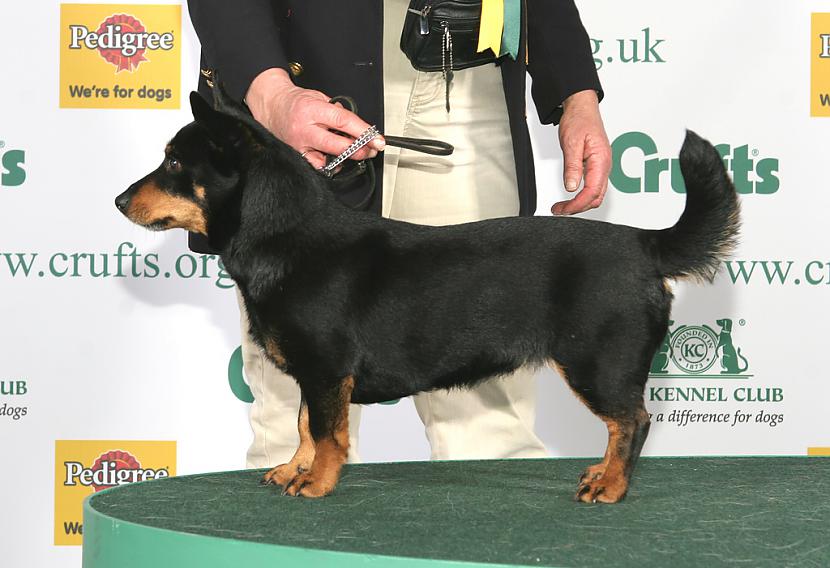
[126,182,207,235]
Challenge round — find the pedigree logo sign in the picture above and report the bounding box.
[59,4,181,109]
[812,13,830,117]
[54,440,176,545]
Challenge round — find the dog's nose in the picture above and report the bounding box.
[115,190,130,211]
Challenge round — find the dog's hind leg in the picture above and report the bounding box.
[262,395,316,487]
[575,405,650,503]
[282,377,354,498]
[552,358,651,504]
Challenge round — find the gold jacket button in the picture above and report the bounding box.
[288,61,304,77]
[200,68,215,87]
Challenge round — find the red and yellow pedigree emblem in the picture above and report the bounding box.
[59,4,181,109]
[92,14,154,72]
[54,440,176,545]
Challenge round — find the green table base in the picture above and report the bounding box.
[83,457,830,568]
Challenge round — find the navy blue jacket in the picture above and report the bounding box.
[187,1,602,252]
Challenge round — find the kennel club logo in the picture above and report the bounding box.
[54,440,176,546]
[649,318,751,378]
[812,13,830,117]
[59,4,181,109]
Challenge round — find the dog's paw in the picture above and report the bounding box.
[261,463,304,487]
[578,463,607,484]
[575,475,628,504]
[282,471,336,498]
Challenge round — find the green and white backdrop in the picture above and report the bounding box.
[1,1,829,565]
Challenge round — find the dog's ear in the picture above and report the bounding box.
[190,91,216,124]
[190,91,260,152]
[208,73,236,113]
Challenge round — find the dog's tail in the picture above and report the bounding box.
[648,130,741,282]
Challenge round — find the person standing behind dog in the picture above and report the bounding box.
[187,1,611,467]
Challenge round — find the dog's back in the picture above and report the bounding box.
[251,131,738,407]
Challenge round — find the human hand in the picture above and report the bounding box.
[245,68,385,169]
[552,90,611,215]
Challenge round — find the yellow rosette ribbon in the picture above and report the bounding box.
[477,0,521,60]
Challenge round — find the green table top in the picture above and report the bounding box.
[84,457,830,568]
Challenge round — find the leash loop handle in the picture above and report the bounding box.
[320,96,454,210]
[322,96,454,174]
[385,135,454,156]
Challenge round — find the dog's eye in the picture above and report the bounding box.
[167,157,182,171]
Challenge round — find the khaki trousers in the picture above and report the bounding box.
[242,1,547,468]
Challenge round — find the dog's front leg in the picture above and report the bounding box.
[280,377,354,498]
[262,395,315,488]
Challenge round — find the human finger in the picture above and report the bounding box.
[561,137,585,193]
[313,100,386,152]
[299,148,327,170]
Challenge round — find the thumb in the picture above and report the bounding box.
[562,141,584,192]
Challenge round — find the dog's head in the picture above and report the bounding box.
[115,88,263,238]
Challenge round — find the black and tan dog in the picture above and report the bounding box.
[116,85,739,503]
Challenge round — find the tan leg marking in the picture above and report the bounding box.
[549,359,608,481]
[580,445,611,484]
[262,400,315,487]
[283,377,354,498]
[548,359,643,503]
[263,337,287,368]
[576,418,634,503]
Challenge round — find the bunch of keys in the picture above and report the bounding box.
[441,23,454,112]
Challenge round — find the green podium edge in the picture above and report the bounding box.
[82,456,829,568]
[82,478,528,568]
